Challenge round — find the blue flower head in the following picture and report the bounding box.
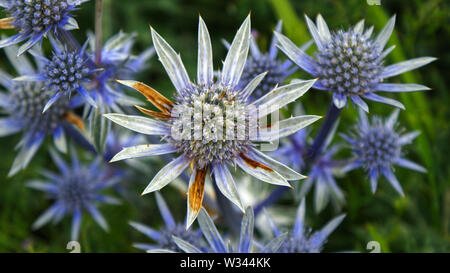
[264,199,345,253]
[273,128,344,213]
[104,15,321,230]
[0,0,88,55]
[275,14,436,111]
[0,45,86,176]
[341,109,426,195]
[171,207,287,253]
[28,148,122,241]
[227,21,310,99]
[87,31,155,111]
[16,38,97,112]
[130,192,202,252]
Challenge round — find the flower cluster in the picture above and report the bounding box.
[0,45,87,176]
[0,1,436,254]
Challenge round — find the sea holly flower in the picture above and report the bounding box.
[224,21,311,99]
[86,31,155,112]
[27,148,121,241]
[0,45,87,176]
[130,192,203,252]
[275,14,436,111]
[340,109,426,196]
[273,129,345,213]
[0,0,88,55]
[264,199,345,253]
[170,207,287,253]
[15,38,97,112]
[104,16,321,229]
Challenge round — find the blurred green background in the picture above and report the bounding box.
[0,0,449,252]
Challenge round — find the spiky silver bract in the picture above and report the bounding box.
[341,109,427,196]
[275,14,436,111]
[233,21,310,99]
[104,16,321,230]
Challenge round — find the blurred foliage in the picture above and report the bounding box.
[0,0,449,253]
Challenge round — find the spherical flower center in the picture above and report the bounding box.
[170,85,253,169]
[355,122,401,170]
[10,82,69,134]
[58,172,93,211]
[316,30,383,96]
[44,50,89,94]
[8,0,70,34]
[241,54,285,98]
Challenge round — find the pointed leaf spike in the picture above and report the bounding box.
[221,15,251,88]
[374,15,396,52]
[197,16,214,86]
[150,27,192,94]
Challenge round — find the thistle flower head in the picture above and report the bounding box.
[15,39,96,112]
[275,14,436,111]
[44,49,89,94]
[28,149,121,241]
[130,192,202,252]
[341,109,427,195]
[0,46,85,176]
[0,0,87,55]
[315,28,382,98]
[171,207,287,253]
[104,16,321,229]
[264,199,345,253]
[169,84,253,169]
